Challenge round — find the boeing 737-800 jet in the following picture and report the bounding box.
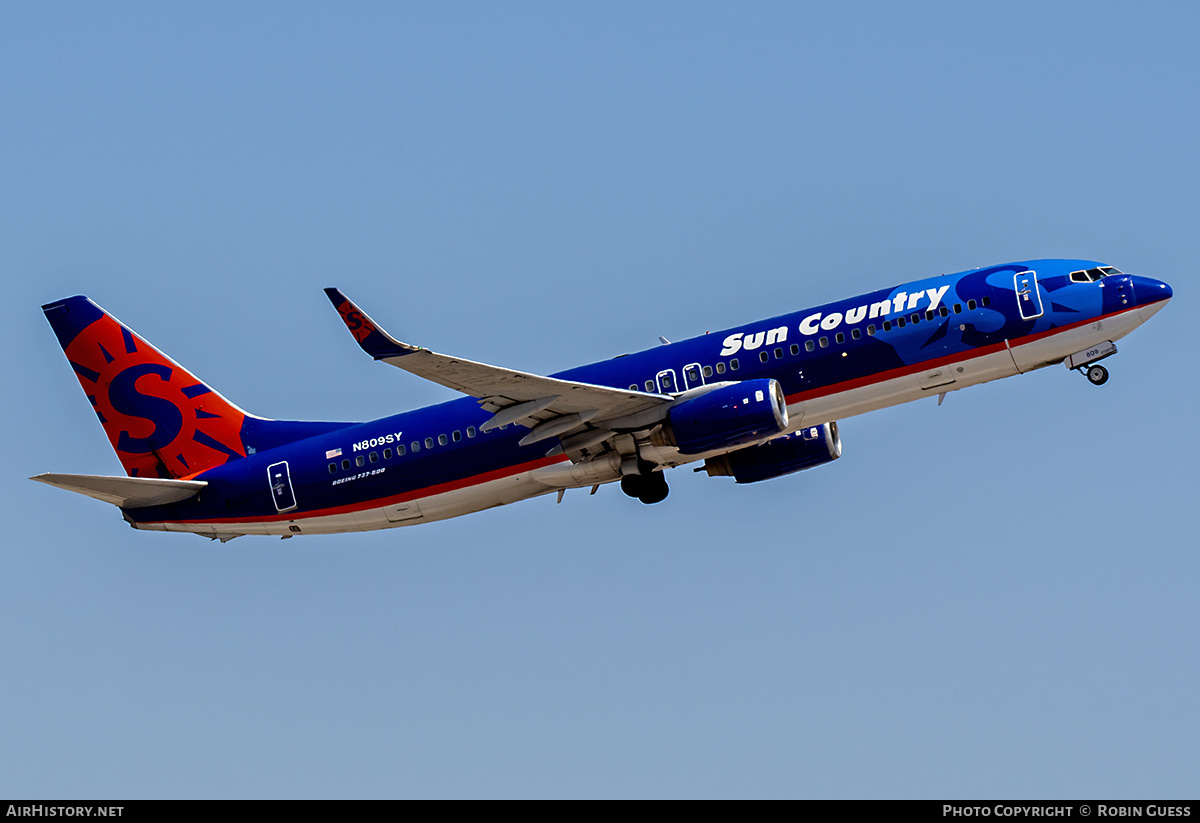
[33,259,1171,540]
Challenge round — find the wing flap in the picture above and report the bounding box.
[32,473,207,508]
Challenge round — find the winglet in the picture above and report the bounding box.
[324,288,417,360]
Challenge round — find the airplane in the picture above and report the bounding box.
[32,259,1171,541]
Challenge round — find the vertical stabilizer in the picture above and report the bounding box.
[44,296,253,478]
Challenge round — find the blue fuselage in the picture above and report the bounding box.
[127,259,1172,535]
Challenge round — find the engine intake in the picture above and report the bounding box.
[703,422,842,483]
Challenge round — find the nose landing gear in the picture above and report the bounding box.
[1065,342,1118,387]
[1085,364,1109,386]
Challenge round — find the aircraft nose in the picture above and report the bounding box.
[1129,275,1172,322]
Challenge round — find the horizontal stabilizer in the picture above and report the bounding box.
[31,473,207,508]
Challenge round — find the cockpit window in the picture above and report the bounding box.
[1070,267,1119,283]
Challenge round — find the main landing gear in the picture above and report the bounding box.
[620,461,669,505]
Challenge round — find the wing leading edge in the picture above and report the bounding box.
[324,289,672,447]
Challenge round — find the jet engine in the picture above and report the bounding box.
[652,379,787,455]
[701,422,842,483]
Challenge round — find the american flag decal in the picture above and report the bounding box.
[326,447,342,459]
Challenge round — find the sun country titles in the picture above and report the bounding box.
[719,284,953,356]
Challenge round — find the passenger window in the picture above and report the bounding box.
[867,325,876,336]
[342,459,350,470]
[835,332,845,344]
[356,455,365,467]
[953,304,962,313]
[686,366,700,383]
[968,299,977,310]
[910,313,919,324]
[897,317,906,328]
[411,441,420,453]
[397,444,406,455]
[759,351,769,363]
[425,437,434,449]
[328,463,336,474]
[982,296,991,307]
[715,362,726,374]
[773,347,783,359]
[851,328,861,340]
[883,321,892,331]
[629,385,637,391]
[369,452,379,463]
[467,426,476,438]
[645,380,655,391]
[452,430,461,442]
[730,359,739,370]
[438,434,448,446]
[939,306,949,317]
[702,365,713,378]
[384,448,392,459]
[789,344,799,356]
[805,340,815,352]
[819,337,829,348]
[925,310,934,321]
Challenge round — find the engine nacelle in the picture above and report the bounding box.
[652,379,787,455]
[702,422,842,483]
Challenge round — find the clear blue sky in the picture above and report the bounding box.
[2,1,1196,798]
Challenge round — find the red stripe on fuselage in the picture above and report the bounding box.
[139,301,1165,528]
[784,303,1151,405]
[140,453,569,526]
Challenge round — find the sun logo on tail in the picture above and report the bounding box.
[60,312,247,478]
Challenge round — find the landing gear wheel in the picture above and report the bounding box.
[620,470,669,504]
[636,472,669,505]
[620,475,645,499]
[1086,364,1109,386]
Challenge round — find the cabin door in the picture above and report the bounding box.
[1014,270,1044,320]
[268,461,298,512]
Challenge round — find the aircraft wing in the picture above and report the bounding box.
[325,289,672,445]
